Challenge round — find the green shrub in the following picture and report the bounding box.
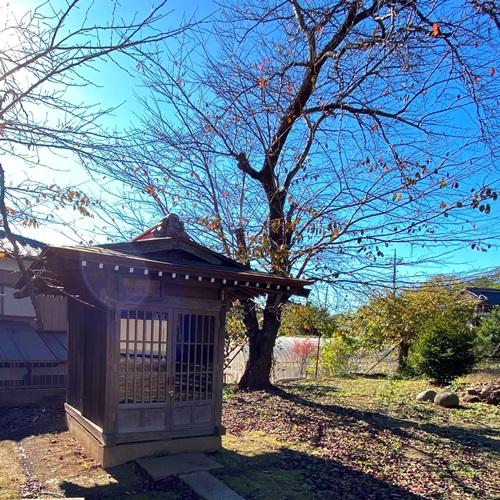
[477,306,500,356]
[410,313,479,385]
[320,334,358,376]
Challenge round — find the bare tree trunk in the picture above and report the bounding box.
[397,339,410,372]
[238,297,281,390]
[0,164,44,330]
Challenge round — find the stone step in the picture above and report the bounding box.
[179,470,244,500]
[136,452,223,480]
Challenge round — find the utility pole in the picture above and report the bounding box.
[392,249,397,296]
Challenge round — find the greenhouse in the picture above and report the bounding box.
[225,336,323,383]
[225,338,398,383]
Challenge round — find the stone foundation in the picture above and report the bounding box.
[65,405,222,468]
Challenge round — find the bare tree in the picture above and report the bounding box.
[0,0,194,328]
[0,0,190,237]
[95,0,500,389]
[0,163,45,328]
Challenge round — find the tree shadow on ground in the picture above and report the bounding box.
[59,447,424,500]
[60,462,203,499]
[350,372,391,379]
[272,386,500,451]
[0,401,66,441]
[3,390,497,499]
[272,382,341,395]
[211,446,425,500]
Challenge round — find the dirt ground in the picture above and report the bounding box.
[0,403,201,499]
[0,369,499,499]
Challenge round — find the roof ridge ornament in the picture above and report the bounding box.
[153,214,189,239]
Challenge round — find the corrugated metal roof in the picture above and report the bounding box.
[0,321,67,361]
[37,331,67,360]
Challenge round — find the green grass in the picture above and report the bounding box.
[218,365,500,499]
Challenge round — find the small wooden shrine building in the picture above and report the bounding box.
[16,215,311,467]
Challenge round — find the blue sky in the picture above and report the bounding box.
[3,0,499,286]
[2,0,216,241]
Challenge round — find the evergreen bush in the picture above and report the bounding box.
[477,305,500,356]
[411,313,479,385]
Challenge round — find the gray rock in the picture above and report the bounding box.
[416,389,437,402]
[480,382,500,399]
[462,395,481,404]
[484,389,500,405]
[434,391,459,408]
[460,380,500,405]
[480,386,493,398]
[466,388,480,396]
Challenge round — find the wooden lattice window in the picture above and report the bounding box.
[119,309,168,405]
[175,313,215,403]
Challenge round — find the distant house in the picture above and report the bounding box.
[0,231,68,405]
[461,287,500,315]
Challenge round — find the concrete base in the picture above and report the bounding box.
[66,410,222,468]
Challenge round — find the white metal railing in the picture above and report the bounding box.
[0,360,67,389]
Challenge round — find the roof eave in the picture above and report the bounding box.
[14,245,312,300]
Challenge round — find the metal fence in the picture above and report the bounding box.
[225,342,399,384]
[348,347,399,375]
[0,360,67,389]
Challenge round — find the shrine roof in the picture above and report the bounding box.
[16,236,312,300]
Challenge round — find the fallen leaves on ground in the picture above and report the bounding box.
[0,376,498,499]
[222,381,500,499]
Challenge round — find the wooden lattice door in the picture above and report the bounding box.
[173,310,218,428]
[117,307,218,432]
